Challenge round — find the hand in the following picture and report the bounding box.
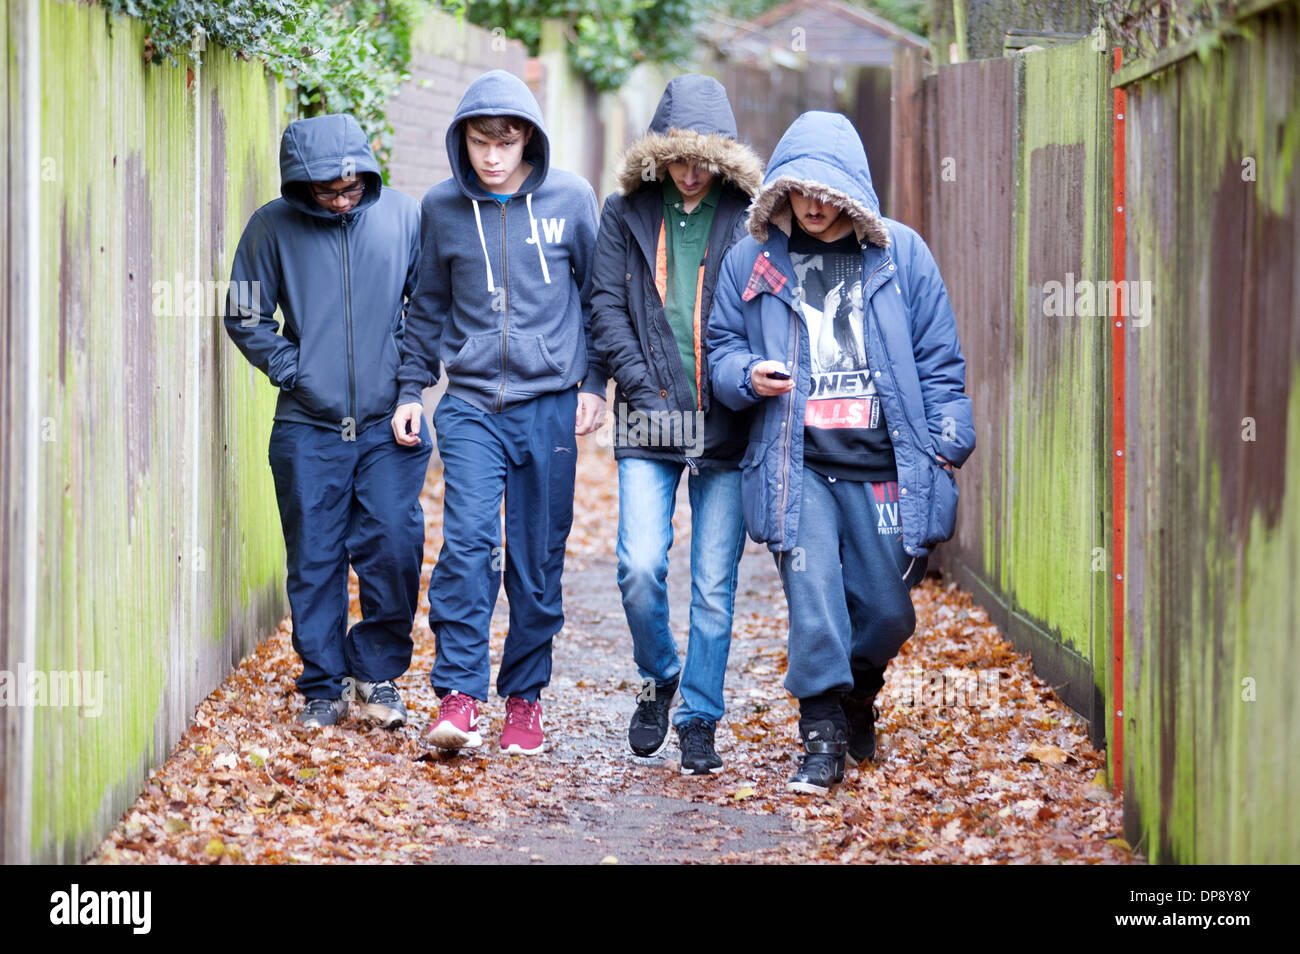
[752,360,796,397]
[936,454,953,472]
[391,402,424,446]
[575,393,606,436]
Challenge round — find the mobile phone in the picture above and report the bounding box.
[766,369,791,380]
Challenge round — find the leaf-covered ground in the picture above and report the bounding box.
[91,434,1140,865]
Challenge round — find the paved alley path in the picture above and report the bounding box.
[92,435,1136,865]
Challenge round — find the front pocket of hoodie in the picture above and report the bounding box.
[505,333,568,389]
[369,332,402,418]
[444,332,501,381]
[290,356,346,423]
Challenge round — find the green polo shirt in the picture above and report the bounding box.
[662,177,721,407]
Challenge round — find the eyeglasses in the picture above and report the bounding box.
[310,182,365,201]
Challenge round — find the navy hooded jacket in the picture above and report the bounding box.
[224,113,422,433]
[707,111,975,556]
[396,70,607,413]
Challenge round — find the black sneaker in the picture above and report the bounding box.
[628,677,678,757]
[297,696,348,729]
[786,719,846,795]
[677,719,724,775]
[350,678,407,729]
[841,692,880,766]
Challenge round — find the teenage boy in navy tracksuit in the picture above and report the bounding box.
[391,71,606,757]
[225,114,432,730]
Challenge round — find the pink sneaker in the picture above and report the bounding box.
[426,691,482,749]
[501,697,545,755]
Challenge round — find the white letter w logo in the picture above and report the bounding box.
[540,217,566,243]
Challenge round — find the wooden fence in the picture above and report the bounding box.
[1,0,287,863]
[894,0,1299,862]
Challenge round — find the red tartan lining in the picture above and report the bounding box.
[742,255,787,301]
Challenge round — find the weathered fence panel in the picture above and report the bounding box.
[895,39,1113,744]
[1,0,288,863]
[718,60,841,179]
[895,2,1300,862]
[1120,0,1300,863]
[1,0,18,865]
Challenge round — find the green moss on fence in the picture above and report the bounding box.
[26,0,285,862]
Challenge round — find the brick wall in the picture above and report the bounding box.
[386,12,531,201]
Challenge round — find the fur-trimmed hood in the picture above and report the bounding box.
[616,74,763,197]
[747,111,890,249]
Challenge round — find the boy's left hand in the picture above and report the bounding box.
[936,454,953,472]
[576,393,606,436]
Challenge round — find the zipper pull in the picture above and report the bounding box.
[686,457,699,476]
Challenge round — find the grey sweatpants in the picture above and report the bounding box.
[775,467,927,699]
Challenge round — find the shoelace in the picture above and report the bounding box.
[504,697,539,730]
[679,721,711,757]
[440,692,474,719]
[368,681,401,706]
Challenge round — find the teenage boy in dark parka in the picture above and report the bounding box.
[589,74,764,775]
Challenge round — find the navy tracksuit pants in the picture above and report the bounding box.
[429,389,577,703]
[268,418,432,699]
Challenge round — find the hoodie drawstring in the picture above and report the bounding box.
[473,194,553,292]
[472,199,495,293]
[525,192,552,285]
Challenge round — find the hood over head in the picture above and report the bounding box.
[447,70,550,201]
[616,74,763,197]
[746,111,889,248]
[279,114,382,219]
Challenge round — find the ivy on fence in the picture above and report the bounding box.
[463,0,701,91]
[1101,0,1260,60]
[97,0,429,172]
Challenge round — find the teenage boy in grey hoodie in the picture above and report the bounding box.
[225,114,432,730]
[391,70,606,757]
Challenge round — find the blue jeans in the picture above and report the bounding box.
[776,468,928,700]
[616,458,747,726]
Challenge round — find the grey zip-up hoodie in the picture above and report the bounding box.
[224,114,421,432]
[396,70,607,412]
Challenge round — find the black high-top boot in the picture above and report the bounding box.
[787,719,847,795]
[843,665,886,766]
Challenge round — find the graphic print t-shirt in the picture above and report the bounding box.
[788,220,897,482]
